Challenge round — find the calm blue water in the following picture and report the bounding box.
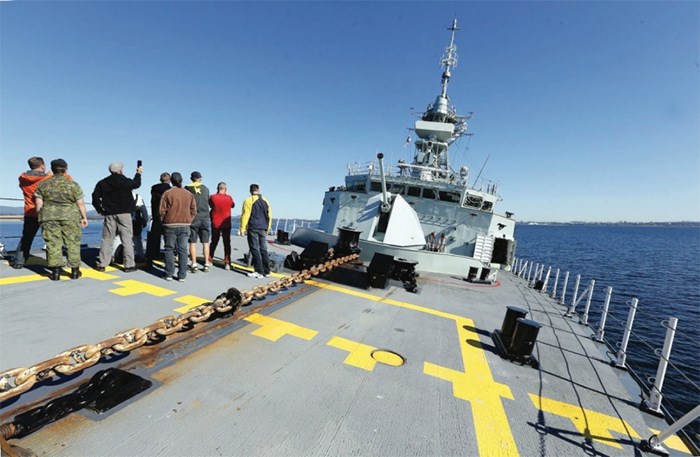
[2,221,698,432]
[515,224,700,428]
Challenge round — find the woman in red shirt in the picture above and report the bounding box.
[209,182,235,269]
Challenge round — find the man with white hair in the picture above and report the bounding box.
[92,161,143,272]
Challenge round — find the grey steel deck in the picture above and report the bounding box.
[0,236,692,456]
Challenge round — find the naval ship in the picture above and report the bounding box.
[1,19,698,457]
[292,19,515,279]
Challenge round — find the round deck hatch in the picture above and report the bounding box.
[370,349,405,366]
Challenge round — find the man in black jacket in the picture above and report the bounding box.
[92,161,142,272]
[145,172,171,268]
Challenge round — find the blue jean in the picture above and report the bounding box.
[164,226,189,279]
[247,229,270,275]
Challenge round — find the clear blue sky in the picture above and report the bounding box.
[1,1,698,222]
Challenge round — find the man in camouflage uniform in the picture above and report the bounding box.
[35,158,89,281]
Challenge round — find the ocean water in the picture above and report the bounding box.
[1,221,698,436]
[514,224,700,433]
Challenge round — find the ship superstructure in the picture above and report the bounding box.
[296,19,516,277]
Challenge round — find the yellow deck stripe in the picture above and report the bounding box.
[174,295,211,313]
[304,279,463,321]
[0,266,119,285]
[244,313,318,341]
[327,336,380,371]
[649,428,692,454]
[0,274,49,285]
[529,393,641,449]
[425,318,518,456]
[109,280,178,297]
[306,279,518,455]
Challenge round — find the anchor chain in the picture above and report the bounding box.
[0,254,358,404]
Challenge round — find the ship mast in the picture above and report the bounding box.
[404,18,469,182]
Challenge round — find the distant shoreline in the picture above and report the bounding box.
[0,214,697,226]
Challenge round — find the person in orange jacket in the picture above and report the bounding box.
[12,157,67,269]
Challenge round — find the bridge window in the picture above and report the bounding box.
[390,184,406,195]
[348,182,366,192]
[438,191,460,203]
[422,188,436,199]
[481,201,493,211]
[407,187,421,197]
[370,181,382,192]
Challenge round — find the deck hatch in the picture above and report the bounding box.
[370,349,405,367]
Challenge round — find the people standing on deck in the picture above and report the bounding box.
[12,157,67,269]
[34,159,88,281]
[160,172,196,282]
[145,172,171,268]
[131,191,149,263]
[91,161,142,272]
[185,171,211,273]
[239,183,272,278]
[209,182,235,270]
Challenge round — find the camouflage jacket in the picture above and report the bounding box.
[35,176,84,222]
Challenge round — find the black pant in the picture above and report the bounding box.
[146,220,164,262]
[14,216,40,265]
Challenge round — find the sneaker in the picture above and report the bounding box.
[202,264,211,272]
[189,264,199,273]
[263,273,271,278]
[224,264,231,271]
[164,276,173,281]
[247,272,263,279]
[177,278,186,282]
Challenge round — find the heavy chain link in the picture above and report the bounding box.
[0,254,358,404]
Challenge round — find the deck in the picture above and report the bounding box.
[0,236,692,456]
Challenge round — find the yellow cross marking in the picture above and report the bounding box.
[174,295,211,313]
[529,393,641,449]
[109,280,177,297]
[244,313,318,342]
[305,279,519,455]
[326,336,381,371]
[649,428,692,454]
[424,318,518,456]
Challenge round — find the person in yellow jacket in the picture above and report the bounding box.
[239,184,272,278]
